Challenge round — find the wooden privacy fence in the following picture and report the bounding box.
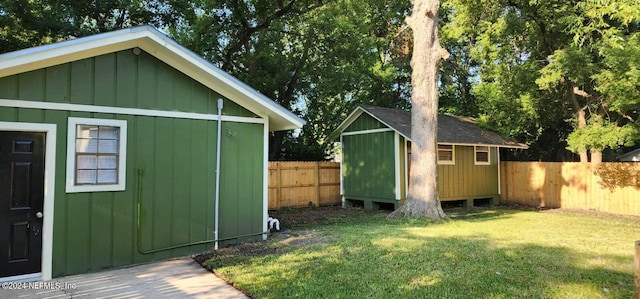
[266,161,640,215]
[636,240,640,299]
[500,162,640,216]
[268,161,341,209]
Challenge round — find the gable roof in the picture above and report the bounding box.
[618,148,640,162]
[334,105,528,149]
[0,25,304,131]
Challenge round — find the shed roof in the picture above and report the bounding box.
[617,148,640,162]
[335,105,528,149]
[0,25,304,131]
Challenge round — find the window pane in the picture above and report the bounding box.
[438,151,453,161]
[476,152,489,162]
[98,139,118,153]
[98,156,117,169]
[76,139,98,153]
[438,145,453,162]
[77,155,97,169]
[476,146,489,151]
[97,170,117,184]
[77,125,98,138]
[98,126,119,139]
[77,170,97,184]
[68,118,127,192]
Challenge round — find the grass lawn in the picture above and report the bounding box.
[199,207,640,298]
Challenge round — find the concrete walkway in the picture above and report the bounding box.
[0,257,249,299]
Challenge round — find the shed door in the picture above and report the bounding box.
[0,131,45,278]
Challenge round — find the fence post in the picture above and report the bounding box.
[635,240,640,299]
[314,162,320,207]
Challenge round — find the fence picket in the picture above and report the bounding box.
[268,162,341,209]
[499,162,640,216]
[268,161,639,215]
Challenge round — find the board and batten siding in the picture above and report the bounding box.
[342,112,398,202]
[0,49,264,277]
[342,128,397,202]
[343,112,386,132]
[437,146,499,201]
[0,50,257,118]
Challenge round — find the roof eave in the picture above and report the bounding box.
[0,26,305,131]
[328,107,364,141]
[332,106,528,149]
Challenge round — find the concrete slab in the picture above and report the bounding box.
[0,257,249,299]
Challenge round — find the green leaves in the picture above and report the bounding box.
[172,0,414,160]
[0,0,186,53]
[536,47,595,91]
[566,116,638,153]
[593,33,640,116]
[442,0,640,161]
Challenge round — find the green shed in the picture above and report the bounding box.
[335,105,526,210]
[0,26,304,282]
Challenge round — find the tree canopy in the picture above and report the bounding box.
[0,0,189,52]
[168,0,413,160]
[2,0,639,162]
[441,0,640,162]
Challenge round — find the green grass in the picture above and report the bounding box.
[204,208,640,298]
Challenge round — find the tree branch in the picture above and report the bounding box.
[222,0,327,71]
[280,35,313,107]
[572,86,591,98]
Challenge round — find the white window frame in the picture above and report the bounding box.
[66,117,127,193]
[474,145,491,165]
[437,144,455,165]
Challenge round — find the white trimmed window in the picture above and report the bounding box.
[437,144,455,165]
[474,146,490,165]
[66,118,127,193]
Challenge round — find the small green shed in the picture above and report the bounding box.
[0,26,304,282]
[335,105,527,210]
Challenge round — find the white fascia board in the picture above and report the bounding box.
[0,28,146,76]
[358,109,411,141]
[333,109,363,134]
[0,26,305,131]
[333,106,411,141]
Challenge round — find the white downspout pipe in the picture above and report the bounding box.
[214,98,223,250]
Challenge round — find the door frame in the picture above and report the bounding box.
[0,122,56,282]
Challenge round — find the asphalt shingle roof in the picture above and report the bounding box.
[358,105,527,148]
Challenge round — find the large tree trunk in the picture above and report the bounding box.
[387,0,448,220]
[567,82,589,162]
[591,151,602,165]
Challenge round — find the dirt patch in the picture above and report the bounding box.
[194,206,382,268]
[269,205,387,229]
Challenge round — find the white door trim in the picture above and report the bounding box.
[0,122,56,282]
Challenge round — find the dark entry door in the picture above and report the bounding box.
[0,131,45,278]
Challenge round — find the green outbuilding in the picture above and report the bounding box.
[0,26,304,282]
[334,105,527,210]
